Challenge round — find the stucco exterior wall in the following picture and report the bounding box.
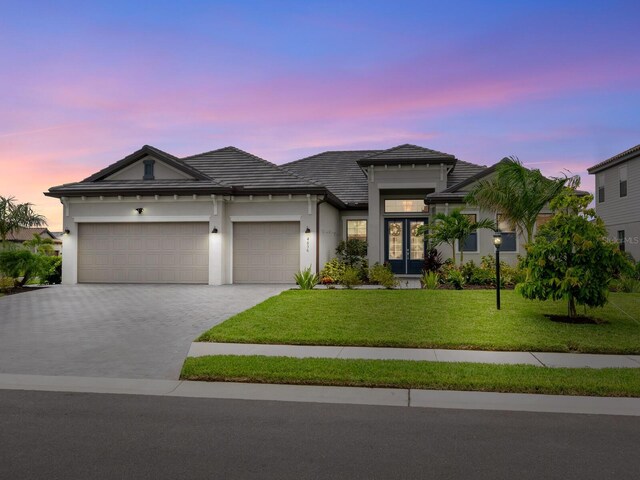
[60,194,326,285]
[107,156,192,180]
[366,164,446,265]
[318,202,339,271]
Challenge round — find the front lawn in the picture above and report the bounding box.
[198,290,640,354]
[181,355,640,397]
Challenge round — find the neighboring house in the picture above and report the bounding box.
[588,144,640,260]
[46,144,537,285]
[5,227,62,256]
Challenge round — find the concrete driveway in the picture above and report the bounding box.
[0,284,288,379]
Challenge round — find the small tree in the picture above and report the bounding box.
[418,209,495,265]
[0,196,47,245]
[517,190,627,319]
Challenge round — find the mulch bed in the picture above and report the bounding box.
[545,314,604,325]
[1,286,48,296]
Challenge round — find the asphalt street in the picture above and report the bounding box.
[1,389,639,479]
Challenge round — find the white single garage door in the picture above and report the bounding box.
[233,222,300,283]
[78,223,209,284]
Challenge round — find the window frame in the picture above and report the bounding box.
[345,219,367,243]
[143,159,156,180]
[597,173,605,203]
[619,165,628,198]
[617,230,626,252]
[496,213,518,252]
[455,212,480,254]
[383,199,429,214]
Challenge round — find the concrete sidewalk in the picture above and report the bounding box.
[1,373,639,416]
[188,342,640,369]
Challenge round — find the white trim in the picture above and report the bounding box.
[229,215,302,222]
[73,216,211,223]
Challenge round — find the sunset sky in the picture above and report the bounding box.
[1,0,639,230]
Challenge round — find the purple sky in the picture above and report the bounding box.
[1,0,638,229]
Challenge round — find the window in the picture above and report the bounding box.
[497,214,517,251]
[618,230,626,252]
[457,214,478,252]
[597,173,605,203]
[619,165,628,198]
[143,159,155,180]
[346,220,367,242]
[536,214,553,230]
[384,199,428,213]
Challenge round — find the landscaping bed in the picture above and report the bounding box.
[181,355,640,397]
[197,290,640,354]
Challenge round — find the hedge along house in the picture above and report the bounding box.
[46,144,532,285]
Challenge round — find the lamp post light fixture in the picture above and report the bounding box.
[493,231,502,310]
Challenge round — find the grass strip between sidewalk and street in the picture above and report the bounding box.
[181,355,640,397]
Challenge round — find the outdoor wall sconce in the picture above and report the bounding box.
[493,231,503,310]
[211,227,218,234]
[135,207,144,215]
[63,229,71,235]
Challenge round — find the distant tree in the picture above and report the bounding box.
[418,209,495,265]
[0,196,46,244]
[517,190,627,319]
[23,233,55,256]
[465,157,577,244]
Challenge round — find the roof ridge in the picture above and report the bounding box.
[283,149,382,167]
[183,146,325,188]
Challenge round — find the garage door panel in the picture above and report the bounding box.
[233,222,299,284]
[78,222,209,284]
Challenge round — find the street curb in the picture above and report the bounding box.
[0,373,639,416]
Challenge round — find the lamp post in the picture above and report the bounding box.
[493,231,502,310]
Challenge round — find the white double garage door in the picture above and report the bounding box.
[77,222,300,284]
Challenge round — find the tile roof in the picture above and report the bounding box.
[446,159,487,188]
[182,147,326,192]
[587,144,640,174]
[47,179,230,197]
[283,150,381,206]
[46,143,489,207]
[6,228,59,242]
[84,145,210,182]
[356,144,456,166]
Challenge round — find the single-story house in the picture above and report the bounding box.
[46,144,537,285]
[588,144,640,261]
[5,227,62,256]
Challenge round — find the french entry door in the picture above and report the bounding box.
[384,218,428,274]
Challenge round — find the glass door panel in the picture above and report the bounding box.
[385,220,405,274]
[406,219,427,274]
[388,221,403,259]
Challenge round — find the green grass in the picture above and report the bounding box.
[198,290,640,354]
[181,355,640,397]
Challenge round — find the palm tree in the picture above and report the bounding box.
[0,196,47,245]
[465,157,577,245]
[23,233,55,256]
[418,209,496,265]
